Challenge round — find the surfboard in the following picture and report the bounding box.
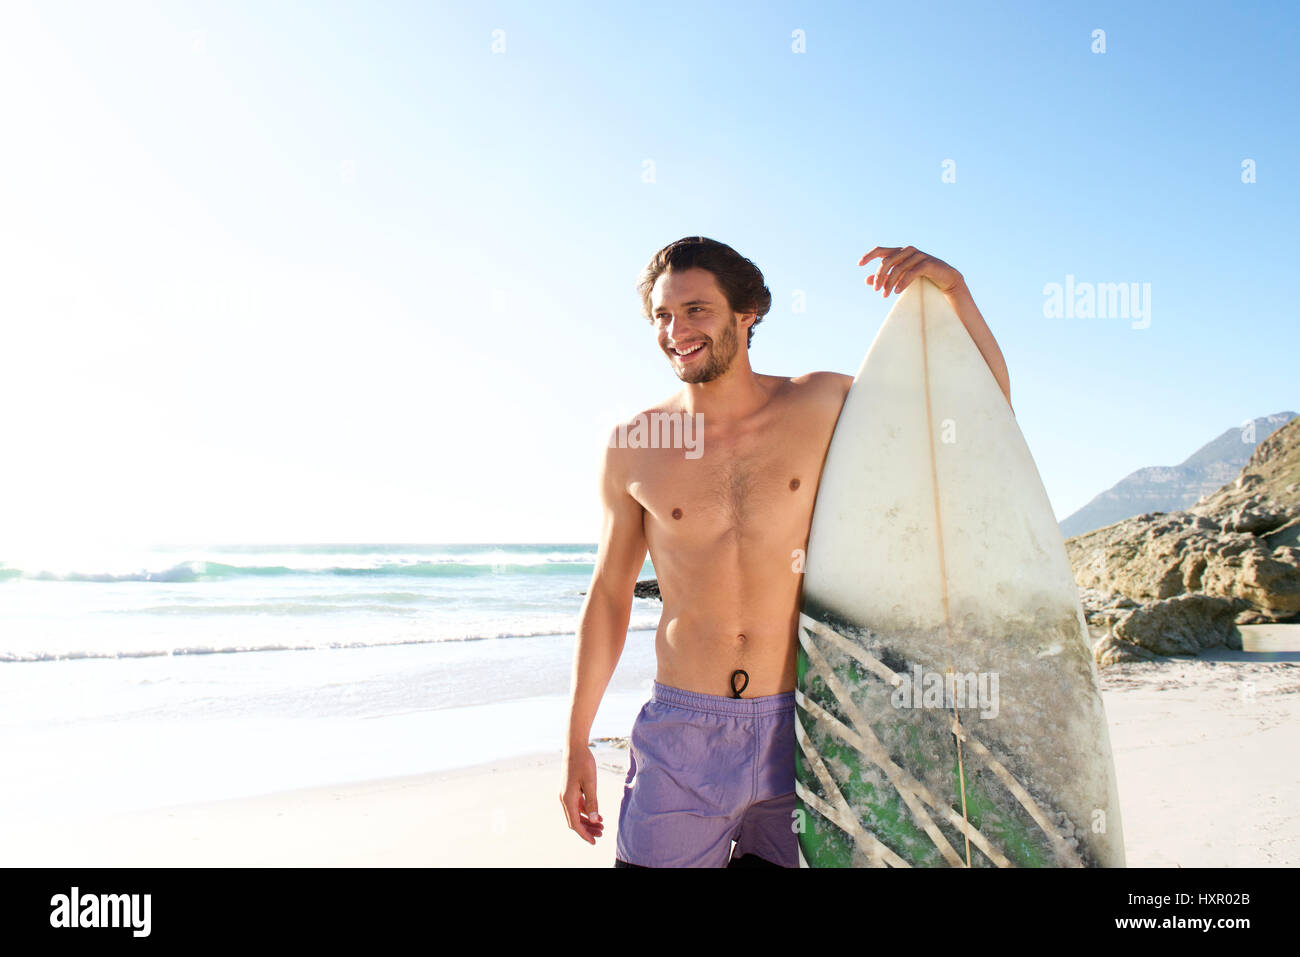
[795,278,1125,867]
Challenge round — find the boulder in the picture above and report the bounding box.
[1092,634,1161,667]
[1111,593,1249,655]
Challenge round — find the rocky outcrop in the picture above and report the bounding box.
[1091,633,1162,667]
[1068,510,1300,620]
[1069,416,1300,664]
[1117,593,1248,654]
[1076,587,1247,663]
[580,578,661,599]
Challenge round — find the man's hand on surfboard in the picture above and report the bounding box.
[559,746,604,844]
[858,245,1013,412]
[858,245,966,299]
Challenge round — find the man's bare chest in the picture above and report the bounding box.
[629,433,823,541]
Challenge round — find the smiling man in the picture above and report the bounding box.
[559,236,1011,867]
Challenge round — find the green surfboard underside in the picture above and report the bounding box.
[795,605,1103,868]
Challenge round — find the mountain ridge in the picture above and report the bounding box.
[1059,411,1296,538]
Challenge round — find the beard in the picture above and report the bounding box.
[671,316,740,384]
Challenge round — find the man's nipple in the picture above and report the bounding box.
[671,507,683,520]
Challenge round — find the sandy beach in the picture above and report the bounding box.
[9,743,635,869]
[9,650,1297,868]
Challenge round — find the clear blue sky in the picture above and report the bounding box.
[1,0,1295,548]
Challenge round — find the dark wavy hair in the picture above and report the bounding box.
[636,237,772,348]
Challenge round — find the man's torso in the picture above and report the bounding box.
[617,372,850,697]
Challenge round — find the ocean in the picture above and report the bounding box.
[0,543,662,819]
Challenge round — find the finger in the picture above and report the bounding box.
[882,249,928,296]
[877,247,913,291]
[559,790,576,830]
[871,246,912,294]
[892,256,939,295]
[577,795,604,833]
[863,247,898,283]
[891,266,918,294]
[580,785,601,826]
[880,248,924,296]
[561,788,596,844]
[578,788,603,838]
[858,246,893,268]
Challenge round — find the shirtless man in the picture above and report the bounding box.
[559,237,1011,867]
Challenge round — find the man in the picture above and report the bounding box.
[559,237,1011,867]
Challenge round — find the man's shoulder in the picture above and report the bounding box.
[789,370,854,389]
[607,392,687,433]
[600,394,688,456]
[781,370,853,404]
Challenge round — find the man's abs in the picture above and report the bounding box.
[653,595,801,699]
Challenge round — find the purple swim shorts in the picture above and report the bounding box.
[614,679,798,868]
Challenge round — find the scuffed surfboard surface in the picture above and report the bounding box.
[796,278,1125,867]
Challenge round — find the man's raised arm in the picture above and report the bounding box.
[559,434,647,845]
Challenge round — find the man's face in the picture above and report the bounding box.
[650,268,745,384]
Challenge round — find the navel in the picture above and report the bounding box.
[671,507,683,520]
[789,477,801,491]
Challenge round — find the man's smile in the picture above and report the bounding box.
[671,341,707,361]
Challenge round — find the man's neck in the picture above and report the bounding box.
[679,362,772,426]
